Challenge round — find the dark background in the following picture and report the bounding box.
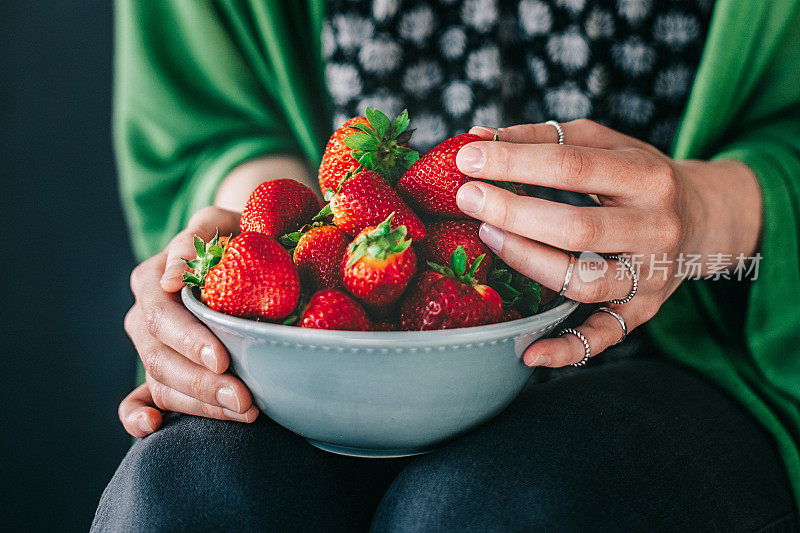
[1,1,137,530]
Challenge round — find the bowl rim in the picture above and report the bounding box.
[182,286,579,346]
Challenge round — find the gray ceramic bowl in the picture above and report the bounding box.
[182,287,578,457]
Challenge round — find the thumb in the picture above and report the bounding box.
[118,383,163,438]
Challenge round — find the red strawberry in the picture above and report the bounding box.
[299,289,373,331]
[315,170,426,240]
[289,225,351,292]
[399,246,503,330]
[342,214,417,309]
[397,134,482,218]
[416,220,492,283]
[318,109,419,192]
[502,308,523,322]
[184,232,300,320]
[241,179,322,236]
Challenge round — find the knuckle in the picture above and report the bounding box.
[141,347,165,380]
[129,264,146,295]
[187,372,208,401]
[574,279,609,303]
[148,381,168,411]
[557,147,587,184]
[123,309,136,336]
[143,302,165,337]
[566,212,601,250]
[201,401,223,419]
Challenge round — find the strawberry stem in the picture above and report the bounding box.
[346,212,412,267]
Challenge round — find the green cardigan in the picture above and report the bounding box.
[115,0,800,507]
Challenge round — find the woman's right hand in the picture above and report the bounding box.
[119,206,259,437]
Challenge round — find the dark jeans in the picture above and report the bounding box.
[92,355,797,532]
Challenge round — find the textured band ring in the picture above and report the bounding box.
[595,306,628,344]
[545,120,565,144]
[559,328,591,367]
[558,254,576,297]
[604,254,638,304]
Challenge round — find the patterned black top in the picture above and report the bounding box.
[323,0,714,153]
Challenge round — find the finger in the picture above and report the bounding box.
[478,224,639,304]
[458,182,660,252]
[469,119,660,154]
[523,297,655,367]
[146,375,259,423]
[128,264,230,373]
[127,309,252,413]
[161,207,241,292]
[119,383,163,438]
[455,140,655,197]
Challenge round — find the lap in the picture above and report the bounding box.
[373,355,797,532]
[91,412,410,532]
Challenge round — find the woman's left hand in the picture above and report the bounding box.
[455,120,762,368]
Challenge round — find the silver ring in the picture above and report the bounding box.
[545,120,565,144]
[558,254,576,297]
[595,307,627,344]
[559,328,591,367]
[604,254,638,304]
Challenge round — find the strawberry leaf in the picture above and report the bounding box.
[467,254,485,279]
[345,132,379,151]
[193,235,205,258]
[366,107,391,137]
[349,122,376,136]
[313,203,332,221]
[451,246,467,277]
[391,109,410,136]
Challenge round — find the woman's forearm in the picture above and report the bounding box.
[214,155,318,212]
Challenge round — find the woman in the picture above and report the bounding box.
[95,0,799,530]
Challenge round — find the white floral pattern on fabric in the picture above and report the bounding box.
[324,0,713,152]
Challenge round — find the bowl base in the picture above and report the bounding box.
[307,440,432,458]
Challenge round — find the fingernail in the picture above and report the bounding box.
[217,386,241,412]
[456,145,486,173]
[456,184,485,214]
[137,413,154,434]
[160,260,185,283]
[200,345,218,372]
[528,355,551,367]
[472,126,497,137]
[479,223,505,253]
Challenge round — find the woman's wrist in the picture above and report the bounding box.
[678,158,763,271]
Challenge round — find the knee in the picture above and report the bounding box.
[372,449,558,532]
[92,415,256,531]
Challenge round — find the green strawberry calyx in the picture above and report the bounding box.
[487,258,542,316]
[344,108,420,187]
[279,221,326,256]
[427,246,485,287]
[182,231,225,288]
[346,212,412,267]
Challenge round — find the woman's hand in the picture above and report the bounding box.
[455,120,762,368]
[119,206,259,437]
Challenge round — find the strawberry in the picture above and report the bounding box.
[282,224,351,293]
[241,179,322,237]
[318,109,419,192]
[397,134,482,218]
[502,308,523,322]
[416,220,492,283]
[184,231,300,320]
[399,247,503,330]
[342,213,417,309]
[315,169,426,240]
[299,289,373,331]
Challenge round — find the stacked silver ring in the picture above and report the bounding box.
[545,120,565,145]
[558,254,576,297]
[596,306,627,343]
[604,254,638,304]
[559,328,591,366]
